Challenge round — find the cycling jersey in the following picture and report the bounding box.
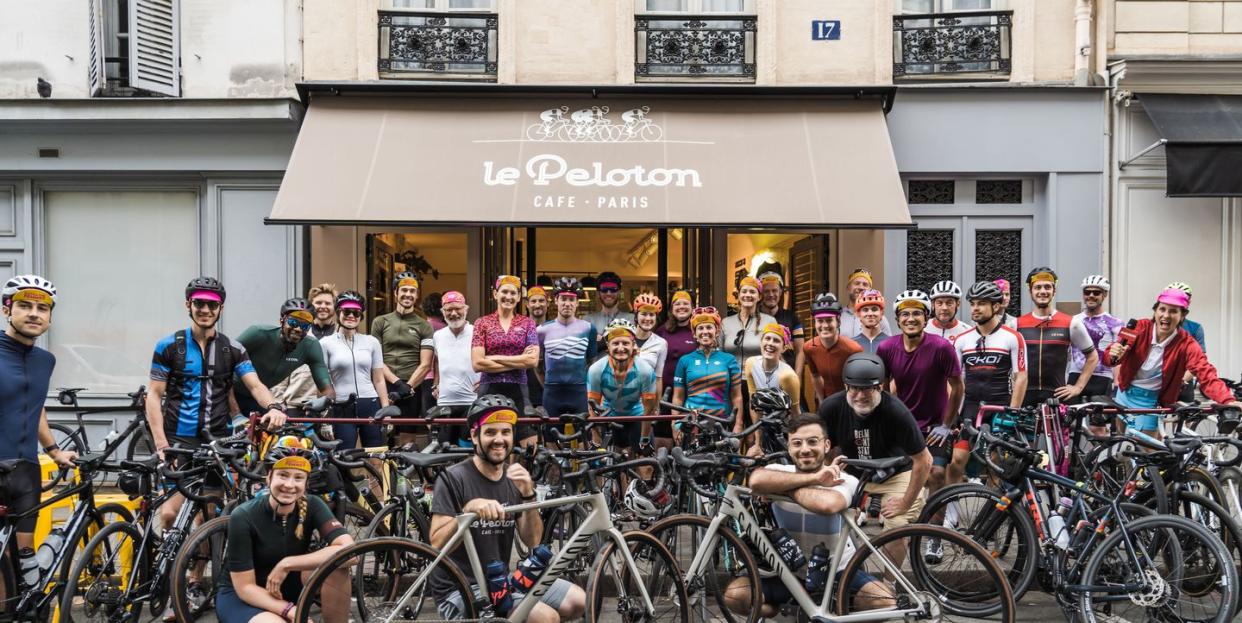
[1016,311,1094,392]
[928,318,973,342]
[151,328,255,439]
[471,312,538,385]
[952,325,1027,405]
[744,356,799,397]
[370,310,435,380]
[0,333,55,462]
[635,332,668,382]
[538,318,596,385]
[319,331,385,400]
[587,358,657,418]
[654,323,696,390]
[673,349,742,416]
[234,325,330,403]
[1071,312,1123,379]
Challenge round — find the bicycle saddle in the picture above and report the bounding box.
[841,456,911,484]
[390,451,465,469]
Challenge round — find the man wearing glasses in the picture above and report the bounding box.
[234,298,334,417]
[1069,275,1122,404]
[585,271,634,357]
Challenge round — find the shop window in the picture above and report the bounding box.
[975,229,1023,318]
[88,0,181,97]
[905,229,954,296]
[379,0,498,79]
[907,179,955,204]
[43,190,198,395]
[635,0,756,82]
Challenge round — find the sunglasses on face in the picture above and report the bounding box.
[1083,290,1106,297]
[191,299,220,311]
[339,309,363,318]
[284,316,311,331]
[598,287,619,294]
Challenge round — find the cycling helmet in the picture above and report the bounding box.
[335,290,365,311]
[280,297,311,317]
[1080,275,1110,292]
[810,292,842,317]
[966,281,1005,303]
[854,289,886,312]
[2,275,57,307]
[266,435,313,472]
[605,318,639,342]
[928,280,962,301]
[551,276,583,299]
[1026,267,1058,287]
[893,290,932,315]
[1167,281,1193,299]
[624,479,665,519]
[632,292,663,314]
[185,276,226,302]
[842,353,885,388]
[392,271,420,291]
[750,388,793,416]
[466,394,520,431]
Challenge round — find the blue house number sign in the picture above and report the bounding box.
[812,20,841,40]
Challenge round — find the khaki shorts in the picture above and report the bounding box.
[862,470,925,529]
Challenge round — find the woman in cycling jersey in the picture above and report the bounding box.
[672,306,743,441]
[319,291,390,450]
[632,293,669,399]
[218,442,353,623]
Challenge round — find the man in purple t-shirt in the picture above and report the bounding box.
[876,291,963,501]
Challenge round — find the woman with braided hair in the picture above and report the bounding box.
[217,438,354,622]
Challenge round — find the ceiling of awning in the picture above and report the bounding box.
[269,95,912,228]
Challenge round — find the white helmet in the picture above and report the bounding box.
[893,290,932,315]
[1080,275,1110,292]
[2,275,57,306]
[928,280,962,301]
[624,479,664,519]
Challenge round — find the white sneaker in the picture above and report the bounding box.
[923,537,944,564]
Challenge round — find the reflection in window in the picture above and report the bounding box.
[643,0,747,12]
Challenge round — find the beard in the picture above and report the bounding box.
[447,317,467,330]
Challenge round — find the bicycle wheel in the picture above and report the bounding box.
[1177,465,1228,506]
[338,499,376,541]
[1217,465,1242,521]
[124,424,156,463]
[916,482,1038,600]
[646,513,761,623]
[361,499,428,542]
[294,537,475,623]
[96,502,135,526]
[42,423,87,492]
[1170,490,1242,617]
[586,530,690,623]
[1079,513,1237,623]
[835,523,1016,622]
[542,503,598,586]
[59,521,143,623]
[170,516,230,622]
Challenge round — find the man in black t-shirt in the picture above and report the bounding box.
[429,394,586,621]
[818,354,931,569]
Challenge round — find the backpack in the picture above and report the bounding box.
[168,329,236,386]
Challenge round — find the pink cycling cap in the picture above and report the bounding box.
[442,291,466,306]
[189,290,222,302]
[1155,288,1190,310]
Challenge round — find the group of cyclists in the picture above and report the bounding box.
[3,260,1242,623]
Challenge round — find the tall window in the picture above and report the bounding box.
[901,0,999,12]
[641,0,750,11]
[44,191,198,395]
[388,0,494,9]
[634,0,756,80]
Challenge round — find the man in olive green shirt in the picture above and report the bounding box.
[372,272,436,445]
[234,299,333,415]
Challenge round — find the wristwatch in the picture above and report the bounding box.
[43,444,59,454]
[267,403,286,412]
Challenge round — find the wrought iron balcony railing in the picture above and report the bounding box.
[893,10,1011,79]
[635,14,756,81]
[378,10,498,79]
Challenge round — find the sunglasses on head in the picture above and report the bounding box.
[693,306,717,315]
[191,299,220,311]
[339,308,363,318]
[284,316,311,330]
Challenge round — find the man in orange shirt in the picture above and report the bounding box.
[802,293,864,406]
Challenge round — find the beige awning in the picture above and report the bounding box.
[270,95,911,228]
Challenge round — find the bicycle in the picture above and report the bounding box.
[52,387,157,467]
[292,451,689,622]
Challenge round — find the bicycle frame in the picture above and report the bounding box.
[682,485,927,622]
[382,490,653,623]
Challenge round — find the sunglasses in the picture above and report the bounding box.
[693,306,718,315]
[339,308,363,318]
[284,316,311,331]
[1083,289,1106,297]
[733,329,746,348]
[191,299,220,311]
[598,287,619,293]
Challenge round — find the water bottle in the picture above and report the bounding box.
[804,544,831,594]
[1048,497,1072,550]
[510,544,554,592]
[392,472,408,497]
[484,560,513,615]
[19,548,39,588]
[35,527,66,572]
[766,528,806,571]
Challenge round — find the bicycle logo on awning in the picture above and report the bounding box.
[525,106,663,142]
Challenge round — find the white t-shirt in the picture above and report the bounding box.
[764,463,859,572]
[320,331,385,400]
[636,332,668,382]
[433,324,480,406]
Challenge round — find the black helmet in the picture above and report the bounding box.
[842,353,885,388]
[1025,266,1058,287]
[966,281,1004,303]
[280,297,311,316]
[596,271,623,288]
[466,394,520,431]
[810,292,842,316]
[392,271,419,291]
[335,290,365,310]
[552,276,583,299]
[750,388,792,416]
[185,276,226,303]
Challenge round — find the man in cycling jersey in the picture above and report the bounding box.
[839,269,892,339]
[273,284,338,406]
[756,266,806,375]
[584,271,634,357]
[372,272,436,447]
[1016,267,1097,406]
[308,283,337,339]
[429,395,586,621]
[928,281,972,341]
[538,278,597,426]
[1071,275,1122,403]
[947,281,1027,488]
[803,293,864,405]
[851,290,890,354]
[586,319,657,450]
[0,276,78,588]
[234,298,333,417]
[725,413,892,616]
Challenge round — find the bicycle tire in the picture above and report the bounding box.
[1217,465,1242,521]
[294,536,475,623]
[124,425,156,463]
[1079,513,1237,623]
[1178,464,1228,507]
[42,422,88,492]
[359,498,427,542]
[835,523,1016,622]
[645,513,761,623]
[0,552,15,619]
[169,516,230,622]
[59,521,143,623]
[916,482,1038,600]
[96,502,135,525]
[1170,490,1242,617]
[586,530,691,623]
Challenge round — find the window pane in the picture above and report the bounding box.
[44,191,197,395]
[702,0,744,11]
[646,0,686,11]
[390,0,433,7]
[902,0,933,13]
[947,0,993,10]
[448,0,494,8]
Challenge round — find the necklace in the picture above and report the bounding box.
[760,359,778,386]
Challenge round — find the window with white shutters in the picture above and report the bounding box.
[128,0,180,96]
